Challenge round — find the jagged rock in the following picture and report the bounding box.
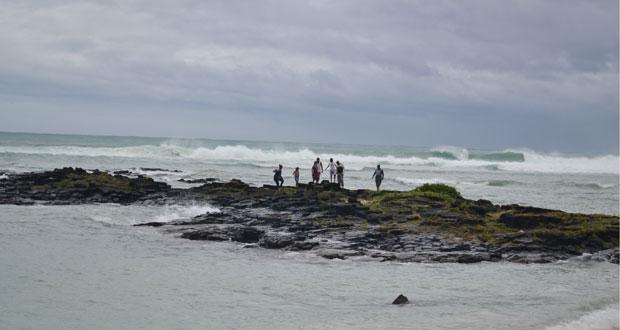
[230,226,265,243]
[499,213,564,228]
[588,249,619,264]
[1,169,618,264]
[180,227,229,241]
[290,241,319,251]
[392,294,409,305]
[140,167,182,173]
[178,178,218,184]
[259,233,295,249]
[439,244,471,252]
[134,221,167,227]
[317,249,362,260]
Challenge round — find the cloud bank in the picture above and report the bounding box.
[0,0,618,153]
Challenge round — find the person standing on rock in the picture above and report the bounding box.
[326,158,337,183]
[372,164,384,191]
[312,160,321,184]
[336,161,344,188]
[293,167,300,186]
[273,164,284,187]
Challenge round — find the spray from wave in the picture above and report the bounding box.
[88,203,220,226]
[0,143,617,174]
[545,304,619,330]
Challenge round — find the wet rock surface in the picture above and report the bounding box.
[1,168,618,264]
[392,294,409,305]
[0,167,172,205]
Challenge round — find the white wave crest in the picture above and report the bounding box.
[1,143,618,174]
[150,204,220,223]
[431,145,469,160]
[0,144,185,158]
[391,177,458,186]
[545,305,619,330]
[88,203,220,226]
[499,149,619,175]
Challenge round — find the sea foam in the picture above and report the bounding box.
[0,143,617,174]
[545,305,619,330]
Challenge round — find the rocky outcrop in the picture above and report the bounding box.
[0,167,171,204]
[392,294,409,305]
[1,168,618,264]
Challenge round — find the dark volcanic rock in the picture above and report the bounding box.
[392,294,409,305]
[499,213,564,228]
[134,221,167,227]
[0,167,171,204]
[230,226,265,243]
[140,167,182,173]
[178,178,218,184]
[2,168,618,264]
[290,241,319,251]
[589,249,619,264]
[259,232,295,249]
[181,227,229,241]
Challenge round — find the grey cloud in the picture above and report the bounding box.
[0,0,617,153]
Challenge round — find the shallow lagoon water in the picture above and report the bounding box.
[0,204,617,330]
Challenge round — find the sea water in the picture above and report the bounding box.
[0,132,618,329]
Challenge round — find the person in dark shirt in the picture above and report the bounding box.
[273,164,284,187]
[336,161,344,188]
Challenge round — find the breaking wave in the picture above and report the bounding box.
[0,143,617,174]
[485,180,522,187]
[391,177,458,186]
[87,203,220,226]
[572,183,617,190]
[545,304,619,330]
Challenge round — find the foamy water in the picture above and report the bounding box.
[0,142,617,174]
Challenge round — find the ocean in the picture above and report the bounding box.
[0,131,618,329]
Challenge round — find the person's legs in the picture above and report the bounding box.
[375,179,381,191]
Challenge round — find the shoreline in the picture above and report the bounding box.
[1,167,618,264]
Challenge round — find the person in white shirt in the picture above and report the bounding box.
[371,164,384,191]
[326,158,337,183]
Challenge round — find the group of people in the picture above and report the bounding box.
[273,158,385,190]
[310,158,345,187]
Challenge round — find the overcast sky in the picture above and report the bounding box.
[0,0,618,153]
